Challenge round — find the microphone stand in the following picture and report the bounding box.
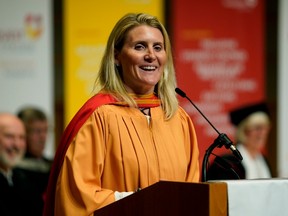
[175,88,243,182]
[202,133,234,182]
[213,154,241,179]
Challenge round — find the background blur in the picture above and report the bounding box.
[1,0,287,178]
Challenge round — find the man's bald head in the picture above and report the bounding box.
[0,113,26,172]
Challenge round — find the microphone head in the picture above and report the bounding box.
[175,88,186,98]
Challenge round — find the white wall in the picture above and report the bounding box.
[0,0,54,159]
[277,0,288,177]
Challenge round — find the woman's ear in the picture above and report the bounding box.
[114,49,120,66]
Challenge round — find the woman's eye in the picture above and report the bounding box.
[154,45,162,51]
[135,44,145,50]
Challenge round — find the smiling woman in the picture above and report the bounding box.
[115,25,167,95]
[43,13,200,216]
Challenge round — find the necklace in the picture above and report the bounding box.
[139,107,150,116]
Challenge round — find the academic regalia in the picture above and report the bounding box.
[207,102,272,181]
[43,93,199,216]
[16,153,52,216]
[0,168,40,216]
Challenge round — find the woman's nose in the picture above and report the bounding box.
[144,49,156,61]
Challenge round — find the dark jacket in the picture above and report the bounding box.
[0,168,41,216]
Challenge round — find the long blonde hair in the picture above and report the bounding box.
[94,13,178,119]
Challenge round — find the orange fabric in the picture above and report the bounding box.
[55,105,199,215]
[43,93,162,216]
[114,92,161,107]
[43,93,117,216]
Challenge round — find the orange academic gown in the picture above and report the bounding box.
[44,94,200,216]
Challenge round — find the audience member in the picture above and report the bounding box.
[207,102,272,180]
[0,112,39,215]
[16,107,52,215]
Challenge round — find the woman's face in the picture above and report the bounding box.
[115,25,167,94]
[244,124,270,152]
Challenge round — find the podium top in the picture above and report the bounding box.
[94,181,227,216]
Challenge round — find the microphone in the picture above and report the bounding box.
[175,87,242,161]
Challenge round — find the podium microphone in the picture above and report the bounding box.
[175,87,243,181]
[175,87,242,160]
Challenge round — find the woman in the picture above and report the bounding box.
[44,13,199,216]
[207,102,272,180]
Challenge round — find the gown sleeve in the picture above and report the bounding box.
[179,107,200,182]
[54,112,115,216]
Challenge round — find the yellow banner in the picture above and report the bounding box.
[64,0,164,125]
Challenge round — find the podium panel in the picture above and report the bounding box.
[94,181,227,216]
[219,179,288,216]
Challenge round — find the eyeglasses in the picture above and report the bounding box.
[27,127,50,135]
[246,125,270,132]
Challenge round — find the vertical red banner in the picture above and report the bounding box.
[171,0,265,165]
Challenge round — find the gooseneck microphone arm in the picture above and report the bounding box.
[175,88,221,134]
[175,87,243,182]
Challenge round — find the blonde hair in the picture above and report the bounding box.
[94,13,178,119]
[236,111,270,143]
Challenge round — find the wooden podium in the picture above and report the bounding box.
[94,181,227,216]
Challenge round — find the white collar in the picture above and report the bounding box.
[0,167,13,186]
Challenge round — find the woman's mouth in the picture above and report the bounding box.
[140,66,157,71]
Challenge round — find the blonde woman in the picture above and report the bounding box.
[207,102,272,180]
[44,13,200,216]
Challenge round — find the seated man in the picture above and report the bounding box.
[16,107,53,215]
[0,112,39,215]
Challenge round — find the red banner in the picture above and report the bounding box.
[171,0,265,165]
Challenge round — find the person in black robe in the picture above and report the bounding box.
[15,107,53,215]
[0,112,40,216]
[207,102,273,180]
